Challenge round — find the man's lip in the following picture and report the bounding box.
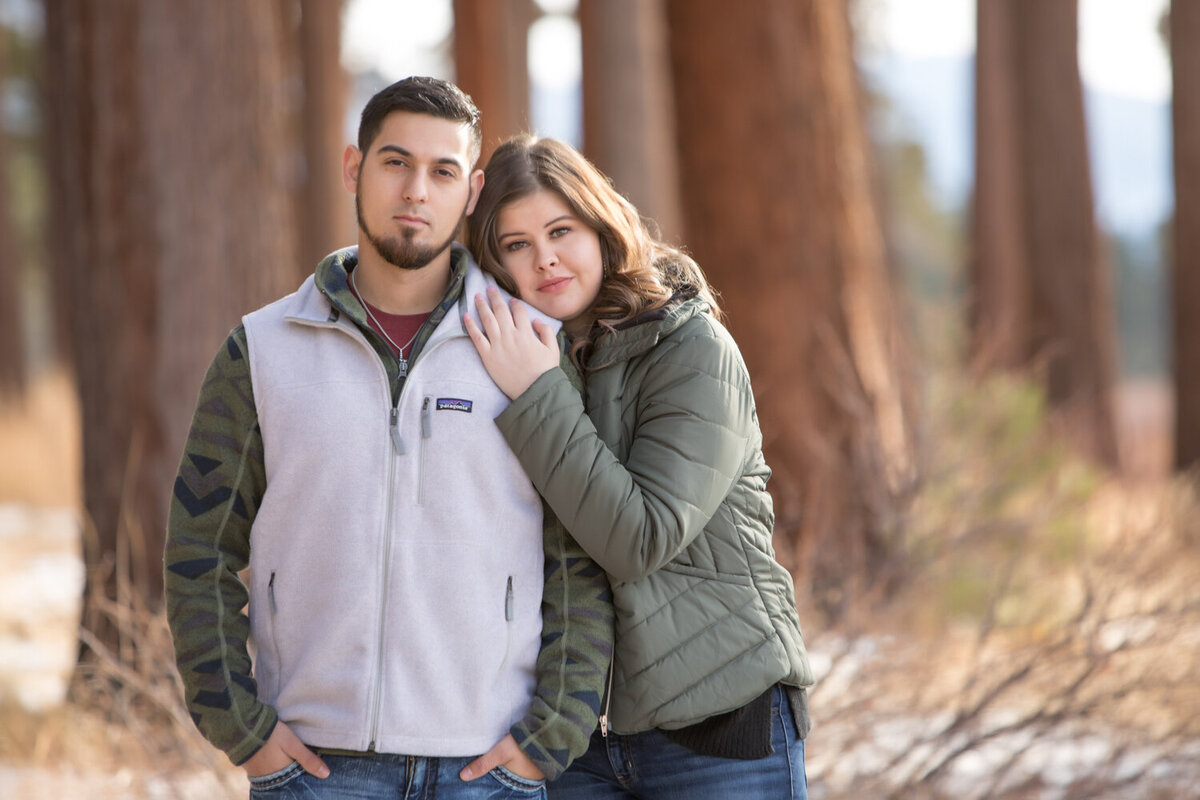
[395,214,428,226]
[538,277,572,292]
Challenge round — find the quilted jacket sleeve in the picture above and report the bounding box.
[494,316,755,584]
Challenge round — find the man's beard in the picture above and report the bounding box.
[356,191,468,271]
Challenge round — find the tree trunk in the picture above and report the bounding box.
[299,0,353,270]
[971,0,1119,467]
[452,0,535,163]
[578,0,684,244]
[43,0,302,651]
[1172,0,1200,470]
[0,35,22,396]
[665,0,917,615]
[970,0,1029,372]
[1015,0,1118,466]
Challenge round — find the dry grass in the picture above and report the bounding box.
[0,370,244,798]
[806,373,1200,798]
[3,368,1200,798]
[0,368,81,509]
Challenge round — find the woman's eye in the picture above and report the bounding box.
[504,241,528,252]
[549,226,571,238]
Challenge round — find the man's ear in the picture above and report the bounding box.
[465,169,485,215]
[342,145,362,193]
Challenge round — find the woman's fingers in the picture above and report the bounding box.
[531,318,558,350]
[463,313,489,353]
[487,286,515,328]
[473,292,502,341]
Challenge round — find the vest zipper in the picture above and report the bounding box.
[368,418,399,750]
[390,405,405,454]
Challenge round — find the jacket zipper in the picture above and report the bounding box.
[599,662,614,736]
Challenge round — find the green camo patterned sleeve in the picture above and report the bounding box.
[509,502,614,779]
[164,326,277,765]
[508,350,614,780]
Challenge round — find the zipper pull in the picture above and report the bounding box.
[421,397,432,439]
[600,662,613,737]
[390,406,405,454]
[505,576,514,621]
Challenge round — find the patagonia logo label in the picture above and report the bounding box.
[436,398,473,413]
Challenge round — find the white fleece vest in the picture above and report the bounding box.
[242,263,554,757]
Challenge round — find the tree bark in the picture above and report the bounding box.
[43,0,302,648]
[971,0,1119,467]
[452,0,535,163]
[1172,0,1200,470]
[299,0,353,270]
[0,28,23,396]
[1015,0,1118,466]
[665,0,917,614]
[970,0,1029,372]
[578,0,684,243]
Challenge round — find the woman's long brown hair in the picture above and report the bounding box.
[465,135,721,369]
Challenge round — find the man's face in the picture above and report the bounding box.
[344,111,482,271]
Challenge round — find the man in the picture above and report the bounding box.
[164,76,612,798]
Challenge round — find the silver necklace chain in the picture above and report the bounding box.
[350,269,421,376]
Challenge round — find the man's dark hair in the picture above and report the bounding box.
[357,76,482,166]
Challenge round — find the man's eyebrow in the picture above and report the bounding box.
[376,144,465,170]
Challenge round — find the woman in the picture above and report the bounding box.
[461,135,815,799]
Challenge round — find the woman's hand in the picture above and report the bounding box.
[458,733,546,783]
[464,287,561,400]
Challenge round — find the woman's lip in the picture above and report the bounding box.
[538,277,572,292]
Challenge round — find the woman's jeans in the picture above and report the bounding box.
[248,753,546,799]
[550,685,808,800]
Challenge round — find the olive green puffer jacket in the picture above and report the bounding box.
[495,295,814,733]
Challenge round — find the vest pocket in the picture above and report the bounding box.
[418,396,432,505]
[267,571,283,675]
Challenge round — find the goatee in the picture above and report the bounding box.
[356,192,467,271]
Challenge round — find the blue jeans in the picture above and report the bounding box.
[550,685,808,800]
[248,753,546,799]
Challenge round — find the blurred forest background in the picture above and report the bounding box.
[1,0,1198,798]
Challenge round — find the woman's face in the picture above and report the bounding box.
[495,189,604,338]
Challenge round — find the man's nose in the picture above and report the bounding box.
[403,172,428,203]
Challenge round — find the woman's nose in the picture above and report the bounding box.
[535,244,558,270]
